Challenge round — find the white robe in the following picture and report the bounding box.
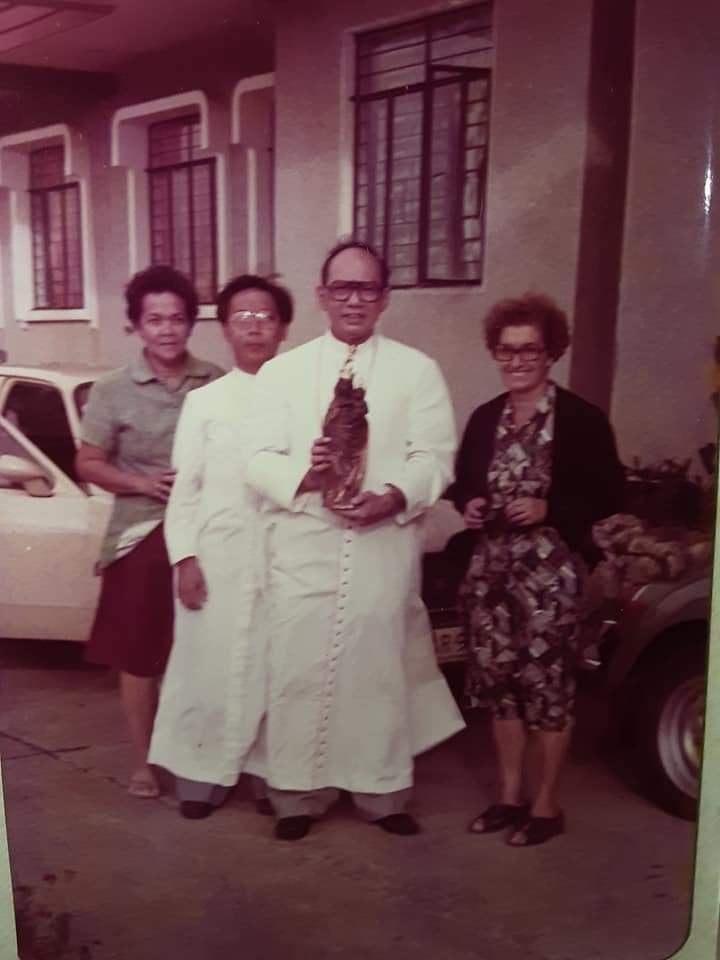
[148,369,266,787]
[245,332,466,795]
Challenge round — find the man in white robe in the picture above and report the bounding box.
[148,275,293,819]
[245,240,465,840]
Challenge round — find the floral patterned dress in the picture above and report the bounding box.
[458,383,585,731]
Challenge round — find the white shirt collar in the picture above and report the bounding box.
[230,366,258,380]
[323,330,378,359]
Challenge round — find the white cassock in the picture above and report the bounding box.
[245,331,466,795]
[148,369,266,787]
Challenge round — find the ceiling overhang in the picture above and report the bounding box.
[0,1,114,54]
[0,61,116,97]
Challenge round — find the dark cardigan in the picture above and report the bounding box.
[445,386,626,570]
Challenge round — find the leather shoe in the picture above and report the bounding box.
[275,816,313,841]
[180,801,213,820]
[255,798,274,817]
[375,813,420,836]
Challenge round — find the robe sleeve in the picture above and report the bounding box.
[244,359,312,511]
[383,357,458,525]
[164,392,206,565]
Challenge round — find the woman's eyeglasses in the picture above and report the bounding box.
[325,282,384,303]
[493,345,547,364]
[228,310,277,329]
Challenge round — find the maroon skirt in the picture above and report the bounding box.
[85,524,174,678]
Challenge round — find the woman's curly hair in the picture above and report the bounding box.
[484,293,571,361]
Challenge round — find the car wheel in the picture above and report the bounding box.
[631,643,706,820]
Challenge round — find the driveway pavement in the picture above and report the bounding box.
[0,640,696,960]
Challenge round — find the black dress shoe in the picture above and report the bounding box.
[275,816,313,840]
[376,813,420,836]
[180,801,213,820]
[255,798,274,817]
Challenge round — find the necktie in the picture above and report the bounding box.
[340,343,357,380]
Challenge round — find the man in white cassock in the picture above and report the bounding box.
[245,240,465,841]
[148,274,293,820]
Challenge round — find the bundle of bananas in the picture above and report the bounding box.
[590,513,711,596]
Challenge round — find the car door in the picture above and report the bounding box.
[0,413,111,642]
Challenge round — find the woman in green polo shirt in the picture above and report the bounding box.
[76,265,224,800]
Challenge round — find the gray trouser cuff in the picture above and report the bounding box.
[267,786,412,820]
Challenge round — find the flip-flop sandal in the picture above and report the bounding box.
[506,811,565,846]
[128,774,160,799]
[467,803,530,834]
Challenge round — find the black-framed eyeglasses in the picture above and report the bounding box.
[325,281,384,303]
[493,345,547,364]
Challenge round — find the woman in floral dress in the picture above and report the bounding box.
[448,293,625,846]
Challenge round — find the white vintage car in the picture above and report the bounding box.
[0,364,113,642]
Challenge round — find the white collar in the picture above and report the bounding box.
[323,330,379,359]
[230,366,258,380]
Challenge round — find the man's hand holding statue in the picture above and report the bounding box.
[298,436,406,525]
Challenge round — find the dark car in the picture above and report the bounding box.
[423,539,709,822]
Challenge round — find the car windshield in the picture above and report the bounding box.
[74,382,94,418]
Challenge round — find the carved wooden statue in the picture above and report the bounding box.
[321,347,369,510]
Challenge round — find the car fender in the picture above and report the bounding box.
[606,575,711,689]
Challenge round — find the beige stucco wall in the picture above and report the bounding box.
[273,0,594,437]
[0,0,598,547]
[0,30,273,374]
[611,0,719,474]
[2,0,596,409]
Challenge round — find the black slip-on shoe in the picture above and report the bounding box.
[375,813,421,836]
[180,801,214,820]
[275,816,313,841]
[255,798,274,817]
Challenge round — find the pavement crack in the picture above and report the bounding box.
[0,730,90,762]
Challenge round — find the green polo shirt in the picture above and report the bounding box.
[81,350,224,569]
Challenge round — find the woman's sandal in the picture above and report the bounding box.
[128,771,161,799]
[506,811,565,846]
[467,803,530,834]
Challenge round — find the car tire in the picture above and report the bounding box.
[630,641,706,821]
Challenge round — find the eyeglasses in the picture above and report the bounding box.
[228,310,278,329]
[325,281,384,303]
[493,345,547,364]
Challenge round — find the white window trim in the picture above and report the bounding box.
[231,73,274,275]
[338,4,491,292]
[111,91,229,315]
[0,123,98,326]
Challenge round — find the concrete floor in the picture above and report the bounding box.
[0,640,696,960]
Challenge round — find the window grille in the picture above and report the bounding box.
[353,4,492,286]
[29,145,83,309]
[147,115,217,304]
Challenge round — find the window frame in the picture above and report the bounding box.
[146,115,219,304]
[110,91,229,319]
[2,378,79,484]
[0,124,97,325]
[351,7,492,289]
[230,73,276,276]
[28,145,84,310]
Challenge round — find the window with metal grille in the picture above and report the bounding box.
[147,115,217,304]
[29,146,84,309]
[353,4,492,287]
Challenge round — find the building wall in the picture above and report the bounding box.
[0,0,599,546]
[273,0,595,440]
[3,1,715,487]
[611,0,719,473]
[0,0,598,395]
[0,25,273,373]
